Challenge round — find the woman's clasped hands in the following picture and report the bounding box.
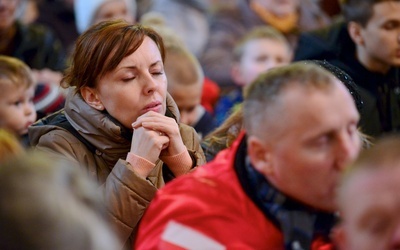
[130,111,188,166]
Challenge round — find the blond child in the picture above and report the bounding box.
[214,25,292,125]
[164,43,216,139]
[0,56,37,145]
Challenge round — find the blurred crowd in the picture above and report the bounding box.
[1,0,400,249]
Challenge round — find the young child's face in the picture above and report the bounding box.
[169,84,202,126]
[232,38,292,87]
[0,83,36,136]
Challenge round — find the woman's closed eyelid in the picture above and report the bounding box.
[149,69,164,76]
[122,77,136,82]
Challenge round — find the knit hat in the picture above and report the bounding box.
[304,60,364,112]
[33,84,65,119]
[74,0,137,34]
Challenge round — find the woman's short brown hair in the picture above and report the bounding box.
[62,19,165,93]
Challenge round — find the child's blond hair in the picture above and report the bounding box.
[0,55,34,89]
[164,43,204,90]
[232,26,291,62]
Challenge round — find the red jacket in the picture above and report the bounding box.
[135,133,334,250]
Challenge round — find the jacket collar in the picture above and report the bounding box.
[64,88,181,155]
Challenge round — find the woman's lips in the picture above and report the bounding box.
[142,102,162,114]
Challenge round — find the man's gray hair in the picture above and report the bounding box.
[243,62,336,137]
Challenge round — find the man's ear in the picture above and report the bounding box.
[80,86,105,111]
[348,21,365,46]
[247,135,274,177]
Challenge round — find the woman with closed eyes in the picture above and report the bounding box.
[29,19,206,248]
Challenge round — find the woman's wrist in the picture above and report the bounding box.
[160,150,193,177]
[126,152,155,178]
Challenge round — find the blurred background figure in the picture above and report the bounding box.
[0,129,24,163]
[295,0,400,138]
[213,25,292,126]
[0,152,121,250]
[145,0,210,58]
[319,0,341,18]
[0,0,66,119]
[74,0,137,34]
[335,135,400,250]
[200,0,331,90]
[15,0,76,86]
[34,0,78,54]
[163,37,216,140]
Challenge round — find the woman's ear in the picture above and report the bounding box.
[80,86,105,111]
[247,135,274,177]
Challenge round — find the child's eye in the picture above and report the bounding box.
[13,101,22,106]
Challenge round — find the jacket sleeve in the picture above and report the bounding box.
[33,130,159,247]
[134,172,227,250]
[103,159,158,246]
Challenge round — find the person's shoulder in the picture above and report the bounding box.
[295,19,350,61]
[137,154,280,249]
[29,112,83,149]
[158,152,238,200]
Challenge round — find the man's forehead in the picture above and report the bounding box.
[274,80,356,129]
[370,1,400,23]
